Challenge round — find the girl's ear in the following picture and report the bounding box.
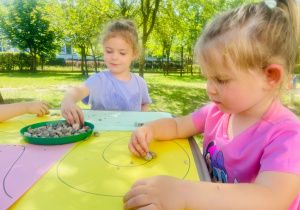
[132,50,138,60]
[262,64,284,91]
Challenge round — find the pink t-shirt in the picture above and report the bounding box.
[192,100,300,209]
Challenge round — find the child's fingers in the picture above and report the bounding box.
[139,134,151,153]
[128,141,141,157]
[123,193,149,210]
[123,180,150,209]
[77,110,85,127]
[36,106,47,117]
[64,111,75,125]
[132,136,147,156]
[42,101,52,109]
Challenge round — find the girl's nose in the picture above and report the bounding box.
[206,80,217,95]
[112,52,118,60]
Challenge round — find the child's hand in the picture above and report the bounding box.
[26,101,52,117]
[61,102,84,127]
[129,124,154,157]
[123,175,185,210]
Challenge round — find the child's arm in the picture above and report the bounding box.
[0,101,52,122]
[123,171,300,209]
[128,114,200,156]
[61,84,89,126]
[141,104,148,111]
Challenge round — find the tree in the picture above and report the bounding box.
[60,0,111,75]
[138,0,161,78]
[0,0,62,72]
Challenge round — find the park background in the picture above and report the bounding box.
[0,0,299,146]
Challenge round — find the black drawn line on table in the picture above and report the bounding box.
[56,133,191,197]
[1,145,25,199]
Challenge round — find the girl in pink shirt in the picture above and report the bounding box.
[124,0,300,209]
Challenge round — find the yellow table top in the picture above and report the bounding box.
[0,110,209,210]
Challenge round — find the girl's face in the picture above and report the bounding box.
[104,36,137,75]
[204,67,270,116]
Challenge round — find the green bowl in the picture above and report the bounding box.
[20,120,94,145]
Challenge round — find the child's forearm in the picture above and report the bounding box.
[146,118,180,140]
[61,87,83,104]
[61,85,89,105]
[0,103,30,122]
[182,179,295,210]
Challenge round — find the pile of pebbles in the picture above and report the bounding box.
[23,123,91,138]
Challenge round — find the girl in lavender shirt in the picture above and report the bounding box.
[61,20,151,126]
[124,1,300,209]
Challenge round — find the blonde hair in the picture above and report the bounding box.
[102,19,139,52]
[195,0,299,94]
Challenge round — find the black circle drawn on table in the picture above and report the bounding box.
[56,134,191,197]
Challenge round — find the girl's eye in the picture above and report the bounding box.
[216,78,228,84]
[106,51,112,53]
[120,53,126,55]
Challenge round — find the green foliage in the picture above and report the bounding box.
[45,58,66,66]
[0,52,40,71]
[0,0,62,71]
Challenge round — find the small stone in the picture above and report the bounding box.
[149,150,157,159]
[184,160,188,164]
[117,166,120,170]
[99,118,102,121]
[130,161,134,164]
[93,132,100,137]
[72,123,80,130]
[24,132,31,137]
[84,137,89,141]
[134,122,144,127]
[50,112,60,116]
[144,152,152,161]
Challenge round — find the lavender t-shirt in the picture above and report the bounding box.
[82,70,152,111]
[192,100,300,209]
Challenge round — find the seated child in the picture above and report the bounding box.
[123,0,300,209]
[61,19,152,126]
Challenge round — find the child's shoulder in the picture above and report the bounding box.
[264,100,300,126]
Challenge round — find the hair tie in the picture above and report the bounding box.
[265,0,277,9]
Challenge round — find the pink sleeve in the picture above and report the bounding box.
[192,103,215,133]
[260,124,300,175]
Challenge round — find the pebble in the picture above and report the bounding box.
[93,132,100,137]
[144,150,158,161]
[144,152,153,161]
[134,122,144,127]
[50,113,60,116]
[184,160,188,164]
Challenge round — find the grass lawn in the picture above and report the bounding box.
[0,71,299,148]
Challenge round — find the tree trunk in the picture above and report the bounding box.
[181,46,184,76]
[161,46,165,75]
[84,48,88,76]
[166,47,170,75]
[32,53,37,73]
[0,92,4,104]
[80,46,85,75]
[91,47,98,73]
[139,44,146,78]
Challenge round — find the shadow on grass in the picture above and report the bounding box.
[149,83,210,116]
